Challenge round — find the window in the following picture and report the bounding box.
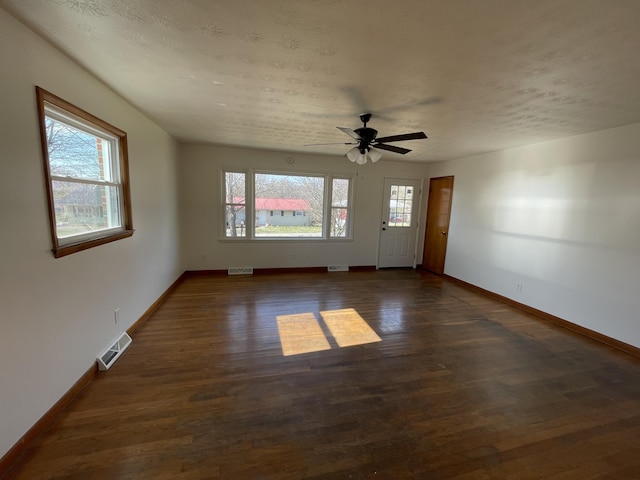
[330,177,350,238]
[222,170,352,239]
[388,183,414,227]
[223,171,246,237]
[36,87,133,257]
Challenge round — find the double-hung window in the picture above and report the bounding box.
[36,87,133,257]
[222,170,353,240]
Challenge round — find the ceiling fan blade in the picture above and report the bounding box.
[304,142,357,146]
[337,126,363,140]
[374,143,411,155]
[375,132,427,143]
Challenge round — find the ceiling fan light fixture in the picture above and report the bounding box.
[346,146,382,164]
[346,147,360,163]
[368,148,382,163]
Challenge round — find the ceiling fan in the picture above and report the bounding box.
[306,113,428,164]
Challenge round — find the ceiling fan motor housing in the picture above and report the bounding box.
[354,127,378,152]
[355,113,377,152]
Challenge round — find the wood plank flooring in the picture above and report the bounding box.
[5,270,640,479]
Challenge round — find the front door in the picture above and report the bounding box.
[422,176,454,274]
[378,178,422,268]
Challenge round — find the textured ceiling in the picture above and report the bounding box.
[3,0,640,162]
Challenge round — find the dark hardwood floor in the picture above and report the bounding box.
[5,270,640,479]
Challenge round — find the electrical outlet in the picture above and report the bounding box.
[516,282,523,292]
[114,308,120,324]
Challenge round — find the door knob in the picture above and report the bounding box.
[441,231,447,235]
[382,227,386,231]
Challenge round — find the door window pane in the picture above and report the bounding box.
[388,184,413,227]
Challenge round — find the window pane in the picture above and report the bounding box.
[331,178,350,237]
[224,171,246,238]
[53,181,121,238]
[331,178,349,206]
[224,172,245,204]
[44,117,113,181]
[225,205,246,237]
[330,208,348,237]
[255,173,323,238]
[45,112,124,244]
[389,184,413,227]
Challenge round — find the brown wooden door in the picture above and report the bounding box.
[422,176,454,274]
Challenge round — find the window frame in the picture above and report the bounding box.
[221,168,354,241]
[222,169,249,238]
[329,176,353,239]
[36,87,134,258]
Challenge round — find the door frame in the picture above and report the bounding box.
[377,177,424,269]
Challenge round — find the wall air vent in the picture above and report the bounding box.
[328,265,349,272]
[228,267,254,275]
[97,332,132,371]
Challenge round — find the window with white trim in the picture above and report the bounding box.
[223,171,247,237]
[36,87,133,257]
[222,170,352,239]
[330,177,350,238]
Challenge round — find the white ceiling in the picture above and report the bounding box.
[4,0,640,162]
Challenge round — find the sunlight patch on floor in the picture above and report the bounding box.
[277,309,381,356]
[320,308,382,347]
[276,312,332,356]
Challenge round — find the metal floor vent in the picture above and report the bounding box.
[228,267,254,275]
[328,265,349,272]
[97,332,132,370]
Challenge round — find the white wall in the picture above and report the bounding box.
[0,9,182,458]
[426,123,640,348]
[179,143,430,270]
